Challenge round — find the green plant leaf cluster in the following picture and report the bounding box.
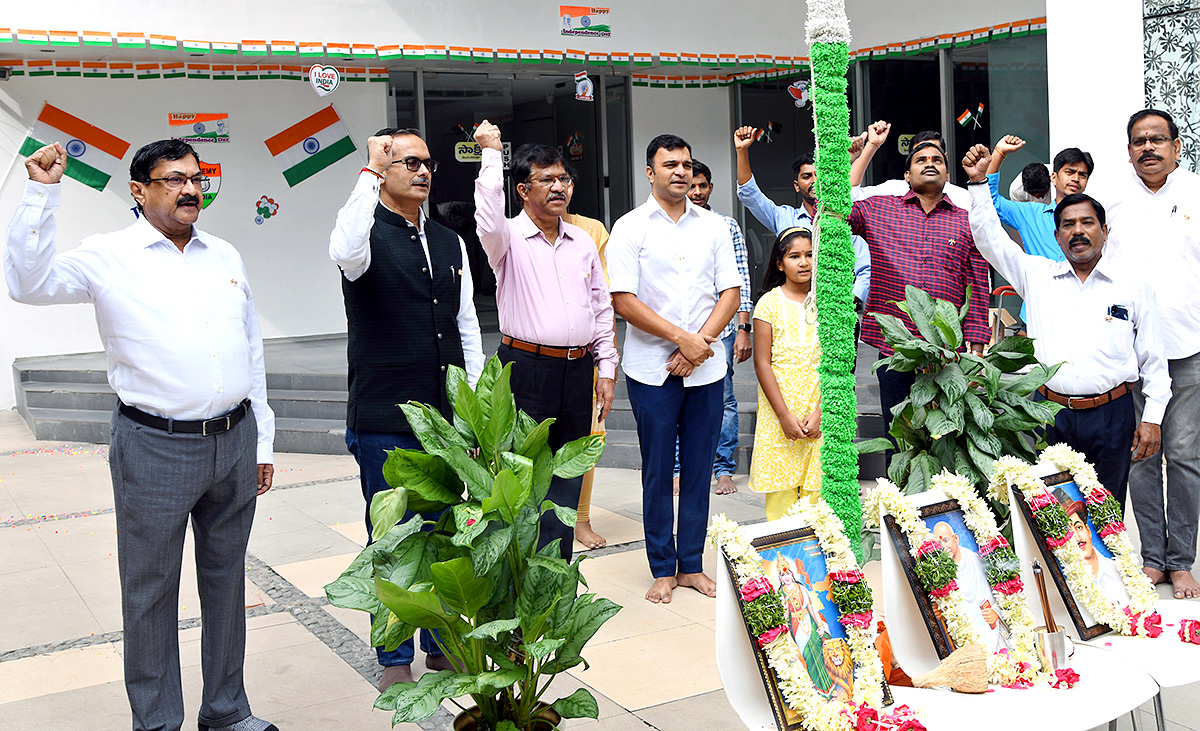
[325,357,620,730]
[1087,493,1124,532]
[982,545,1021,586]
[1033,502,1072,542]
[742,590,787,636]
[828,578,873,616]
[914,548,958,592]
[858,286,1067,536]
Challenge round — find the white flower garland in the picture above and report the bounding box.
[804,0,852,45]
[710,502,889,731]
[989,446,1159,636]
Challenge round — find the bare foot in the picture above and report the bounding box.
[673,475,680,496]
[425,653,455,671]
[379,664,413,691]
[575,521,607,549]
[646,576,677,603]
[1170,570,1200,599]
[715,475,738,495]
[676,571,717,598]
[1144,566,1168,585]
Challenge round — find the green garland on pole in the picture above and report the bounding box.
[805,2,861,558]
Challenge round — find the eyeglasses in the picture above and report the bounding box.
[525,174,575,187]
[1130,136,1173,148]
[146,175,211,191]
[392,156,438,173]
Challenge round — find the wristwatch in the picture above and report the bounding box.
[739,323,752,333]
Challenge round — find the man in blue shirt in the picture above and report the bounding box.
[733,126,870,306]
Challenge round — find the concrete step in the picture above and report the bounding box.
[20,381,118,411]
[275,416,347,455]
[17,367,109,385]
[267,388,348,420]
[24,407,111,444]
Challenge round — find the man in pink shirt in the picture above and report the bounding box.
[473,120,618,561]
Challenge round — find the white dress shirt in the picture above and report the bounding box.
[1103,165,1200,361]
[853,178,971,210]
[968,184,1171,423]
[5,180,275,463]
[329,172,484,385]
[607,195,742,387]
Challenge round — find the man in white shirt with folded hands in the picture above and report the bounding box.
[961,142,1169,512]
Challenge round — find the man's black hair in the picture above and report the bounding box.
[129,139,201,183]
[646,134,691,167]
[1021,163,1051,199]
[373,127,423,139]
[1054,192,1106,228]
[691,158,713,183]
[905,139,947,170]
[512,143,568,186]
[911,130,945,152]
[1126,109,1179,142]
[1053,147,1094,175]
[792,153,815,176]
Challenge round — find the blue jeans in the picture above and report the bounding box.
[674,332,738,478]
[345,428,443,667]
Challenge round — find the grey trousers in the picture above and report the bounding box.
[1130,351,1200,572]
[108,407,258,731]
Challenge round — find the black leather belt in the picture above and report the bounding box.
[119,399,250,435]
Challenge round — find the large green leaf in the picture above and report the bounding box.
[553,434,606,479]
[471,525,513,576]
[368,487,410,543]
[375,577,455,630]
[386,532,434,589]
[474,357,504,414]
[512,411,538,452]
[1005,362,1063,397]
[431,557,491,617]
[336,515,425,580]
[445,364,469,412]
[517,418,554,459]
[924,410,956,439]
[383,448,463,505]
[542,595,622,674]
[909,404,928,430]
[887,449,914,485]
[482,364,517,456]
[541,498,578,527]
[450,502,490,547]
[963,391,996,431]
[901,284,943,346]
[933,361,969,403]
[454,379,486,444]
[482,469,531,524]
[529,443,555,506]
[523,637,567,659]
[551,688,601,720]
[966,440,997,482]
[966,421,1003,457]
[324,575,379,613]
[400,402,469,452]
[463,617,520,640]
[932,298,964,349]
[855,437,893,454]
[873,312,920,347]
[940,396,965,433]
[500,451,534,490]
[910,376,939,409]
[987,335,1039,371]
[378,670,455,721]
[906,452,937,494]
[372,608,416,651]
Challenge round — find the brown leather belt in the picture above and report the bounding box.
[501,335,588,360]
[1037,383,1130,410]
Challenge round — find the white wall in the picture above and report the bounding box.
[629,86,735,216]
[1046,0,1143,204]
[0,76,387,408]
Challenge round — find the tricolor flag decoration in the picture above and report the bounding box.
[241,40,268,55]
[211,41,239,54]
[82,30,112,46]
[937,33,954,49]
[82,62,107,78]
[27,60,54,76]
[424,45,447,59]
[182,40,210,53]
[449,46,472,60]
[718,53,736,66]
[542,49,563,64]
[299,41,324,56]
[633,52,652,66]
[609,52,630,65]
[18,29,49,45]
[258,64,281,80]
[631,74,648,87]
[954,30,972,46]
[212,64,235,80]
[377,44,403,59]
[281,65,304,81]
[55,60,81,77]
[136,62,161,80]
[326,42,352,56]
[161,62,185,79]
[681,52,700,66]
[236,64,259,80]
[699,53,717,66]
[1030,16,1047,34]
[107,62,133,79]
[564,48,585,64]
[49,30,79,47]
[149,34,177,50]
[404,44,426,60]
[271,40,298,55]
[20,103,131,191]
[473,47,495,62]
[187,63,211,79]
[265,105,357,187]
[737,54,754,66]
[1011,19,1031,37]
[117,32,146,49]
[971,27,991,44]
[520,49,541,63]
[497,48,519,63]
[991,23,1011,40]
[0,29,12,43]
[352,43,376,58]
[659,52,679,65]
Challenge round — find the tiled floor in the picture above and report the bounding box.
[2,408,1199,731]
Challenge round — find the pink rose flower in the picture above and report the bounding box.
[1045,530,1072,549]
[1051,668,1080,688]
[739,577,773,603]
[1029,490,1055,511]
[979,536,1010,555]
[1098,522,1126,538]
[757,625,786,648]
[929,580,959,598]
[993,577,1025,595]
[854,702,879,731]
[829,569,864,584]
[1085,487,1111,506]
[842,611,874,629]
[917,539,944,558]
[1178,619,1200,644]
[1143,612,1163,638]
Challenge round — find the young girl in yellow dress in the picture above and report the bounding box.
[750,228,822,520]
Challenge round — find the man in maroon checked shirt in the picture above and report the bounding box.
[848,137,991,444]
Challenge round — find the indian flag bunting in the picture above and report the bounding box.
[424,45,447,59]
[685,77,701,88]
[18,29,48,45]
[55,60,81,77]
[699,53,717,66]
[20,103,131,191]
[737,54,754,66]
[589,52,608,64]
[718,53,735,66]
[631,74,648,87]
[667,76,683,88]
[27,60,54,76]
[265,105,356,187]
[971,27,990,44]
[1011,19,1031,37]
[281,65,304,80]
[404,44,425,60]
[1031,17,1047,34]
[352,43,375,58]
[473,47,494,61]
[341,66,366,82]
[241,40,268,55]
[701,75,720,88]
[609,52,630,65]
[212,64,235,80]
[82,31,112,46]
[0,29,11,43]
[236,64,258,80]
[326,42,351,56]
[648,76,665,88]
[106,62,132,78]
[682,52,700,66]
[633,52,652,66]
[211,41,238,54]
[871,45,887,58]
[954,30,972,46]
[991,23,1011,39]
[299,41,324,56]
[377,44,403,59]
[497,48,519,63]
[161,62,185,78]
[49,31,79,47]
[659,52,679,65]
[756,53,773,66]
[258,64,280,80]
[921,37,936,51]
[149,34,176,50]
[887,42,903,57]
[520,49,541,63]
[564,48,585,64]
[187,63,210,79]
[776,56,794,67]
[937,33,954,49]
[117,32,145,49]
[368,67,388,82]
[903,39,920,55]
[0,59,23,75]
[542,49,563,64]
[83,62,107,78]
[182,40,210,53]
[270,40,297,55]
[136,62,160,79]
[449,46,472,60]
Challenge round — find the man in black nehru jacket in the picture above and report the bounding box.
[329,128,485,689]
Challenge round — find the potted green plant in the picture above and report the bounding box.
[325,357,620,730]
[857,285,1065,495]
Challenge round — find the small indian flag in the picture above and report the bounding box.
[264,105,357,187]
[368,67,388,82]
[342,66,366,82]
[449,46,471,60]
[872,46,887,59]
[105,61,132,78]
[20,103,131,191]
[27,60,54,76]
[649,76,666,88]
[736,54,753,66]
[1030,17,1047,34]
[971,27,990,44]
[211,41,238,54]
[49,30,79,47]
[404,44,425,60]
[633,52,652,66]
[519,49,541,63]
[271,40,297,55]
[54,60,81,77]
[954,30,973,46]
[667,76,683,89]
[991,23,1011,40]
[161,62,185,79]
[352,43,375,58]
[18,29,48,45]
[424,45,447,59]
[631,74,649,87]
[212,64,235,80]
[136,62,160,80]
[281,65,304,81]
[903,40,921,55]
[377,44,402,59]
[149,34,176,50]
[921,37,936,51]
[937,34,954,49]
[241,40,268,55]
[542,49,563,64]
[182,40,210,53]
[117,32,145,49]
[588,52,608,64]
[473,47,494,62]
[957,109,973,127]
[0,29,11,43]
[685,77,701,88]
[887,42,903,57]
[82,62,107,78]
[236,64,259,80]
[756,53,773,66]
[698,53,717,66]
[82,30,112,46]
[564,48,585,64]
[1011,20,1031,37]
[659,52,679,65]
[718,53,735,66]
[187,63,210,79]
[496,48,519,63]
[258,64,280,80]
[299,41,324,56]
[326,42,351,56]
[701,75,720,88]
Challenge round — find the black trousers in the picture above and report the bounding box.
[1037,389,1136,508]
[498,342,594,562]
